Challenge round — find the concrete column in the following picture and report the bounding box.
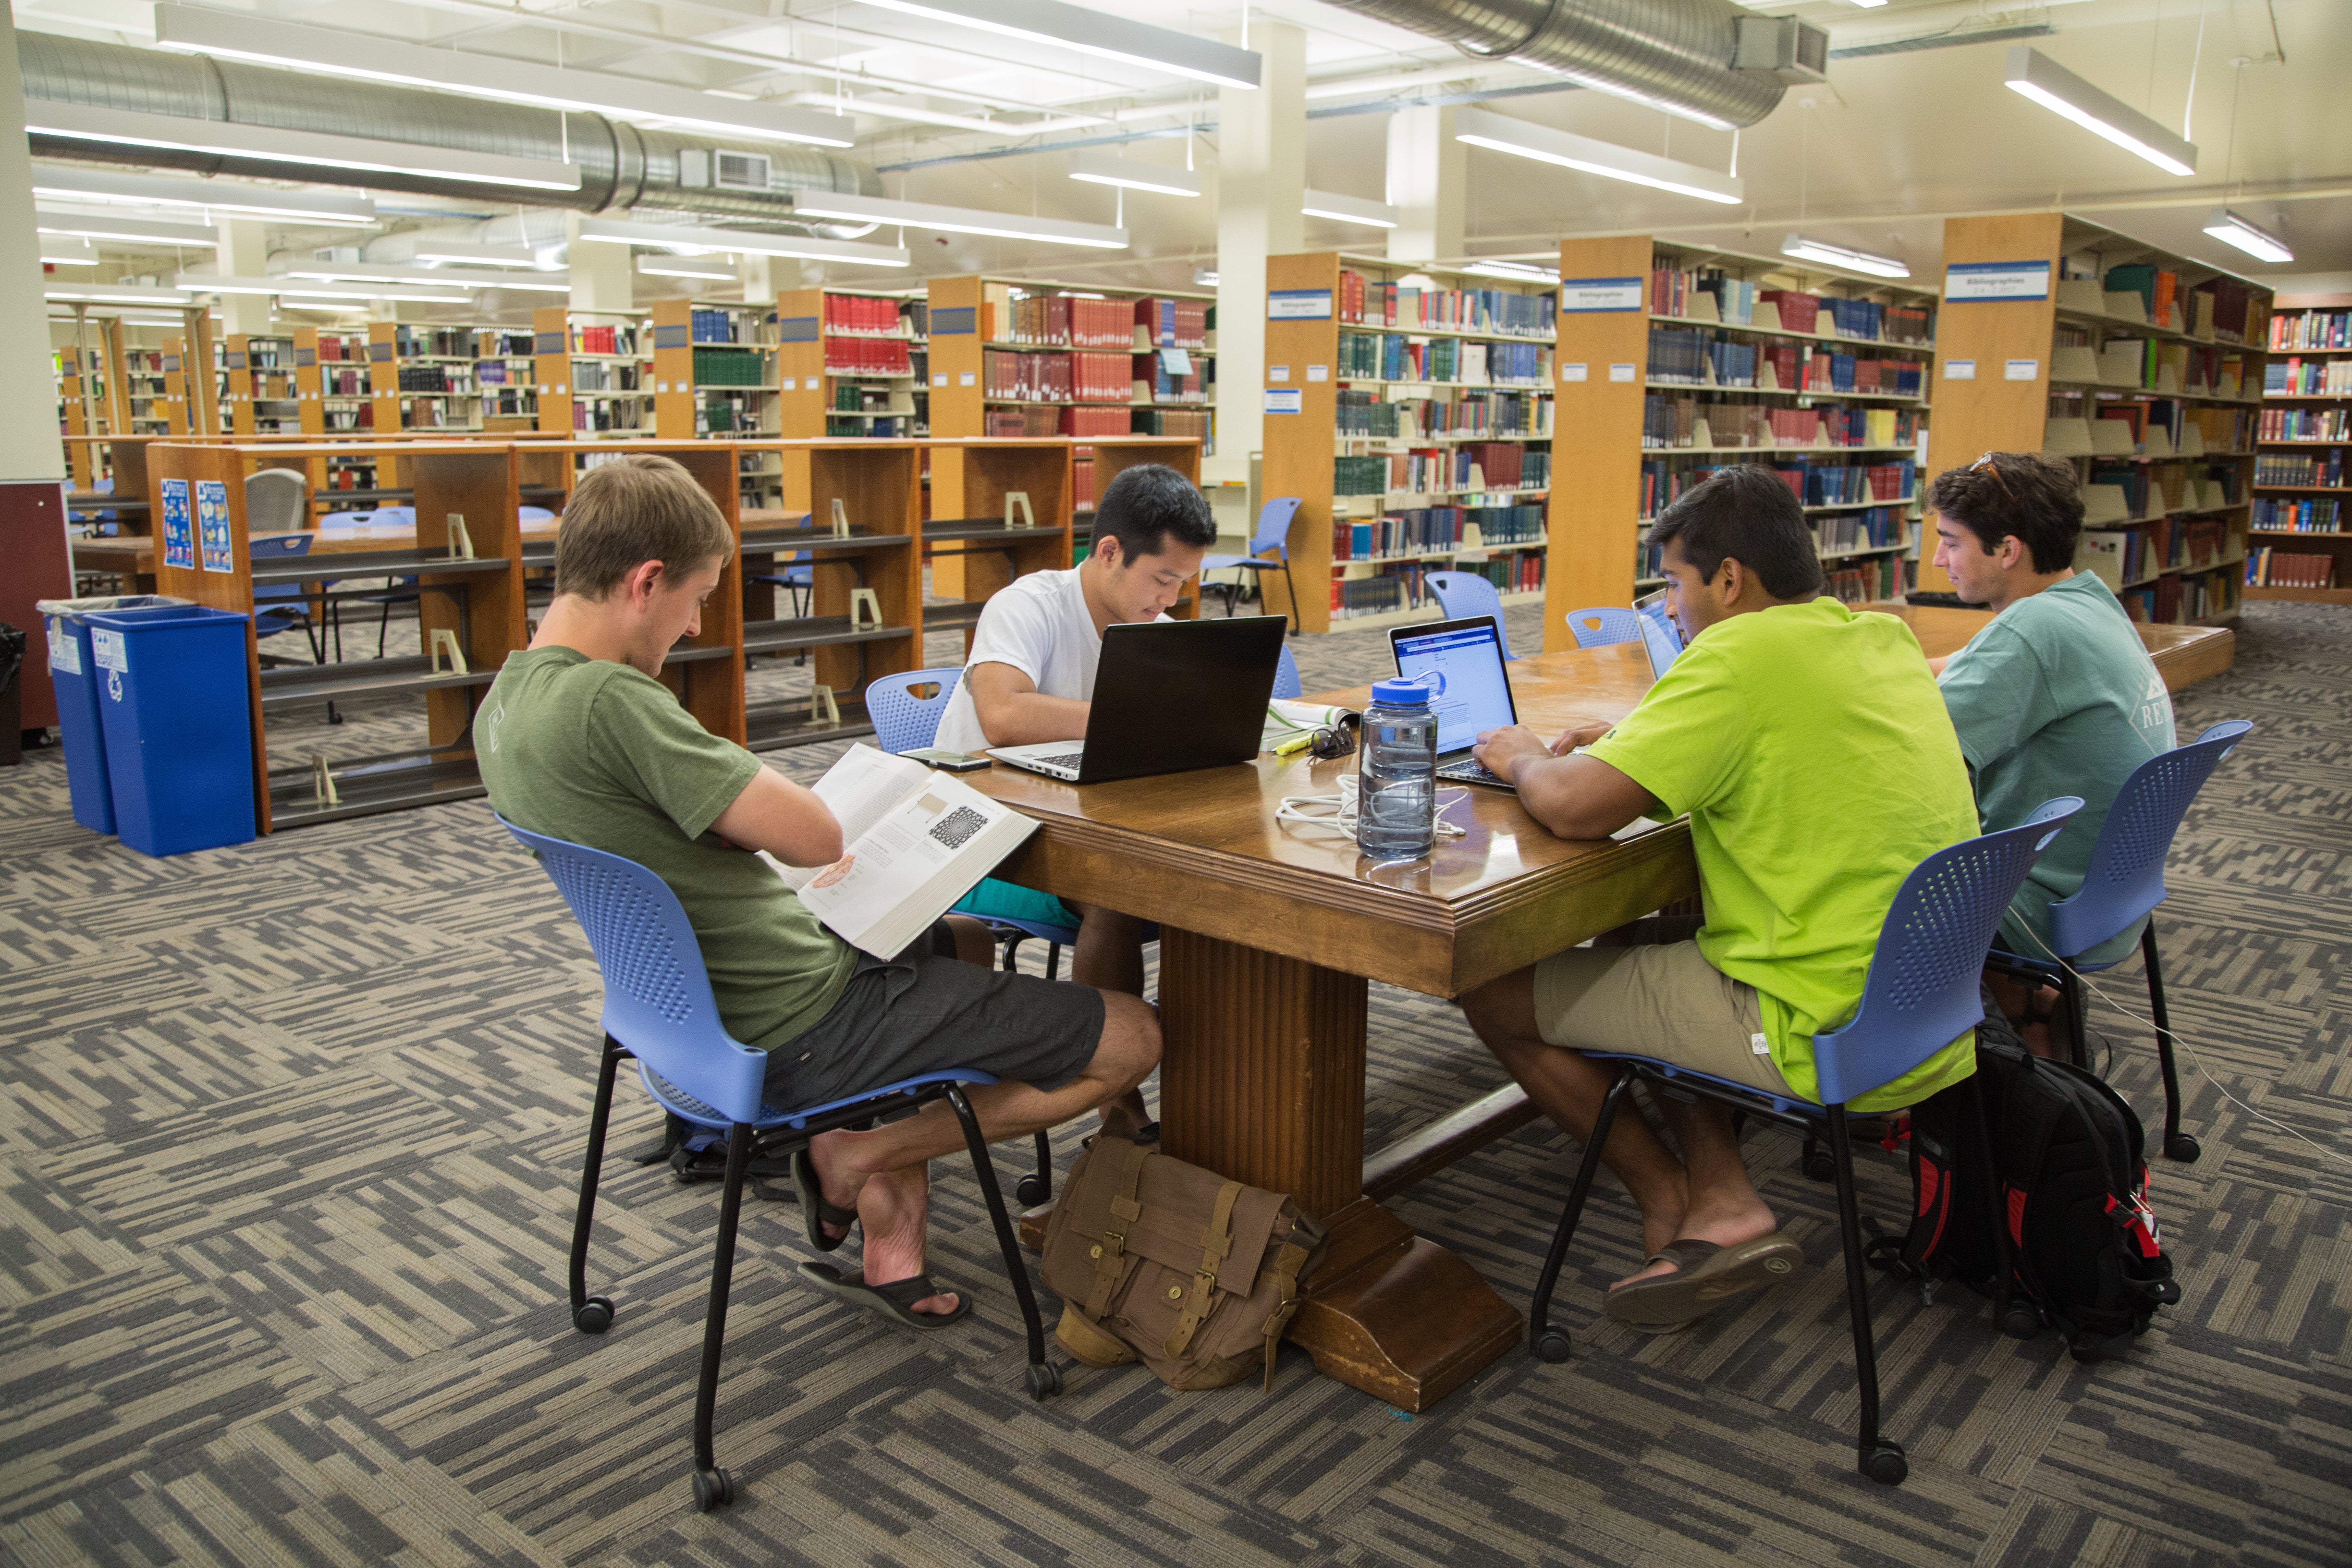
[216,219,272,335]
[1209,19,1305,488]
[737,253,797,305]
[0,0,60,482]
[566,212,633,312]
[1385,104,1466,263]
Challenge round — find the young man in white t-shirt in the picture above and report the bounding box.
[934,464,1217,1071]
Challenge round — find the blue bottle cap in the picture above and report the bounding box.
[1369,678,1431,707]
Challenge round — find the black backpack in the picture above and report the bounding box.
[1871,992,2182,1361]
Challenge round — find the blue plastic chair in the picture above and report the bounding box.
[498,815,1061,1514]
[247,532,319,658]
[866,666,964,752]
[1200,496,1304,632]
[1564,607,1643,650]
[1423,570,1517,658]
[1273,641,1303,701]
[1529,796,2085,1487]
[1988,720,2251,1163]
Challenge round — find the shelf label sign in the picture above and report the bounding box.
[196,480,234,574]
[2005,358,2041,381]
[1944,359,1977,381]
[930,306,975,336]
[1559,362,1588,382]
[1264,388,1303,414]
[1945,260,2051,302]
[1559,277,1643,313]
[1267,289,1332,321]
[1160,347,1194,375]
[160,478,195,571]
[1608,363,1637,383]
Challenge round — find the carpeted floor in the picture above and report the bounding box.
[2,602,2347,1568]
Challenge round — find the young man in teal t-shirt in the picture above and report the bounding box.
[1925,452,2176,1054]
[1463,467,1980,1332]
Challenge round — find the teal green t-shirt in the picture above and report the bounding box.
[1586,599,1983,1112]
[1937,572,2177,966]
[475,647,858,1054]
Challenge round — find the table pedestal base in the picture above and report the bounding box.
[1288,1197,1521,1412]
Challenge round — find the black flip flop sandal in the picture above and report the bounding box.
[799,1261,973,1329]
[791,1149,858,1254]
[1604,1235,1806,1329]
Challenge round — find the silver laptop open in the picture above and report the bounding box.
[1389,616,1521,790]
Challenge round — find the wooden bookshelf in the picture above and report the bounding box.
[1555,238,1938,632]
[1931,214,2267,626]
[223,335,299,436]
[2248,292,2352,602]
[56,343,104,489]
[536,307,650,447]
[1261,252,1557,635]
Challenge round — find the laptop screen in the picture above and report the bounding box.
[1391,618,1518,755]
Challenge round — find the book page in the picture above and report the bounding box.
[1263,699,1359,751]
[760,744,932,891]
[795,773,1040,956]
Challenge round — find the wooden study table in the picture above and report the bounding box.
[972,600,2234,1412]
[1891,602,2234,691]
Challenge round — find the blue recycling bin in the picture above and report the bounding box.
[36,595,190,834]
[85,605,256,856]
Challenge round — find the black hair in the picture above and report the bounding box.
[1643,465,1825,600]
[1095,463,1216,561]
[1926,452,2082,574]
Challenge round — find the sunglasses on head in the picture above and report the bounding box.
[1969,451,2021,506]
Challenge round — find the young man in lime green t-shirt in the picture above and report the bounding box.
[1463,466,1980,1332]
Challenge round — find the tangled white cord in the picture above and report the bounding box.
[2011,922,2351,1172]
[1275,775,1470,840]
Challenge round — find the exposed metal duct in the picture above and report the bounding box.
[1312,0,1802,130]
[17,31,880,221]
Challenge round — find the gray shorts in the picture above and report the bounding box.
[762,922,1106,1111]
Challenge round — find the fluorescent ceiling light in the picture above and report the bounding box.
[1453,107,1743,205]
[1301,189,1400,229]
[2003,46,2196,177]
[282,263,572,292]
[29,162,376,225]
[574,218,911,267]
[1779,233,1910,279]
[177,273,474,304]
[2201,208,2293,264]
[1192,267,1219,287]
[1068,152,1202,198]
[787,189,1127,249]
[853,0,1259,90]
[410,242,542,268]
[47,284,193,305]
[783,92,1101,137]
[637,256,739,281]
[40,236,100,266]
[151,4,854,149]
[36,208,221,247]
[27,100,584,191]
[1464,260,1560,283]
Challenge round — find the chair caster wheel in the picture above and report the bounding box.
[2000,1305,2040,1340]
[1803,1150,1837,1183]
[573,1296,615,1335]
[691,1467,733,1512]
[1863,1443,1907,1486]
[2164,1132,2201,1163]
[1016,1173,1050,1206]
[1027,1361,1063,1401]
[1531,1329,1573,1364]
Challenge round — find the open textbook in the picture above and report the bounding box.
[760,744,1038,958]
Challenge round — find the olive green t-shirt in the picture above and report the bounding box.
[1586,599,1983,1112]
[476,646,857,1052]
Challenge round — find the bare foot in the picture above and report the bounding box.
[805,1128,870,1247]
[1612,1188,1777,1292]
[852,1164,959,1318]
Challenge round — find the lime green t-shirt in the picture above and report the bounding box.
[475,646,857,1054]
[1586,599,1983,1111]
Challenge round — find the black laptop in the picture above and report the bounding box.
[991,616,1287,784]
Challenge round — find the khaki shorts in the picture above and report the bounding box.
[1531,931,1799,1099]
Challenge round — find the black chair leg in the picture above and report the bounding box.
[997,932,1026,973]
[1528,1064,1635,1363]
[2141,924,2198,1162]
[569,1037,626,1335]
[376,599,393,659]
[1798,1132,1835,1182]
[1044,943,1062,983]
[2059,969,2089,1071]
[1017,1129,1054,1207]
[944,1085,1060,1400]
[1827,1110,1907,1485]
[1279,563,1298,636]
[689,1121,754,1512]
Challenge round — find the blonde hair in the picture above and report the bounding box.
[553,454,733,599]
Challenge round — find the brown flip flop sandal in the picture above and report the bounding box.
[1604,1235,1806,1329]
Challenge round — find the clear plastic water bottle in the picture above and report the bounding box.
[1357,677,1437,861]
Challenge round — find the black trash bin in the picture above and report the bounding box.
[0,622,24,766]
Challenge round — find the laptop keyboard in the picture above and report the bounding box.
[1033,751,1086,772]
[1438,757,1510,786]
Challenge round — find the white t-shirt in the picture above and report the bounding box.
[933,568,1163,753]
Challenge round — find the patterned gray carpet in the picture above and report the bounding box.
[2,602,2347,1568]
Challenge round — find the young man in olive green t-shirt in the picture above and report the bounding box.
[478,455,1158,1326]
[1464,467,1980,1332]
